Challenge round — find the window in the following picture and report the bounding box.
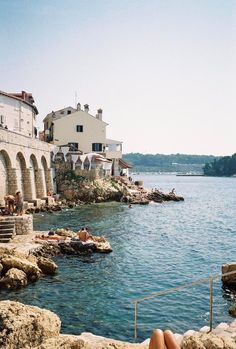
[67,110,72,115]
[76,125,83,132]
[0,115,4,124]
[68,142,79,151]
[92,143,102,152]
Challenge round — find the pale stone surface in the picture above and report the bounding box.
[0,301,61,349]
[38,335,85,349]
[67,332,148,349]
[1,255,42,281]
[0,267,27,289]
[37,256,58,275]
[216,323,230,331]
[199,326,210,333]
[174,333,184,345]
[184,329,197,336]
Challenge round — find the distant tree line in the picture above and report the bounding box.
[123,153,219,173]
[203,153,236,176]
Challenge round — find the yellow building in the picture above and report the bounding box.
[43,103,124,175]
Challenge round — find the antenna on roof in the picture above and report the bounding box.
[75,91,78,108]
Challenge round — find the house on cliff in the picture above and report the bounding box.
[43,103,131,176]
[0,90,54,206]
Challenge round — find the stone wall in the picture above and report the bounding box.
[0,128,54,204]
[14,215,33,235]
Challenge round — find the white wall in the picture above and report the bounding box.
[0,95,36,137]
[0,152,8,204]
[52,110,107,153]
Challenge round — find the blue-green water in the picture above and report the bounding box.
[1,174,236,342]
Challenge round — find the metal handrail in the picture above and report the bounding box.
[132,269,236,340]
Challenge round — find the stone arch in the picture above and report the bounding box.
[84,157,90,170]
[16,152,28,200]
[29,154,39,199]
[0,150,12,205]
[41,156,52,195]
[75,157,82,170]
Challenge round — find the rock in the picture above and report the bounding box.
[199,326,210,333]
[0,268,27,289]
[55,228,75,237]
[53,332,148,349]
[184,330,197,336]
[182,335,207,349]
[39,335,85,349]
[229,303,236,317]
[32,243,62,258]
[37,257,58,275]
[0,262,3,277]
[94,241,113,253]
[58,242,78,255]
[1,255,42,281]
[222,263,236,288]
[182,333,236,349]
[0,300,61,348]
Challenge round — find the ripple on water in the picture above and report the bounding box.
[1,175,236,342]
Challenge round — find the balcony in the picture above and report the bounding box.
[104,139,122,159]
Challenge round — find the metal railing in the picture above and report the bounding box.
[132,269,236,340]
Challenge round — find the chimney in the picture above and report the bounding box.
[22,91,26,101]
[77,102,81,111]
[96,108,103,121]
[84,104,89,113]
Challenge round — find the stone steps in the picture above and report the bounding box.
[0,220,15,243]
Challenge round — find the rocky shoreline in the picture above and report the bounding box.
[1,300,236,348]
[0,229,112,290]
[56,176,184,206]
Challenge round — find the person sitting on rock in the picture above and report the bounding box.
[77,227,94,242]
[149,329,180,349]
[169,188,176,195]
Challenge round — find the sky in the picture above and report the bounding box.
[0,0,235,155]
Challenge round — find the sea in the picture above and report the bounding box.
[1,174,236,342]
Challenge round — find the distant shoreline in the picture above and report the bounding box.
[176,174,204,177]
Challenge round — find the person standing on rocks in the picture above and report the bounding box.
[15,191,24,216]
[4,195,15,214]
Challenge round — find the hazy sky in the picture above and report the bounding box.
[1,0,235,155]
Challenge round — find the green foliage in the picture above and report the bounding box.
[60,170,86,183]
[123,153,219,173]
[203,153,236,176]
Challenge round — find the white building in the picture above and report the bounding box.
[0,91,54,205]
[43,103,127,175]
[0,91,38,137]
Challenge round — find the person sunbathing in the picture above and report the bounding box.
[149,329,180,349]
[77,228,94,242]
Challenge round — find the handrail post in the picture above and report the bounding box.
[209,276,213,332]
[134,301,138,341]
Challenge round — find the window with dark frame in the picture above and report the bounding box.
[92,143,102,152]
[76,125,83,132]
[68,142,79,151]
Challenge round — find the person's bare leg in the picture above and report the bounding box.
[149,329,165,349]
[164,330,180,349]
